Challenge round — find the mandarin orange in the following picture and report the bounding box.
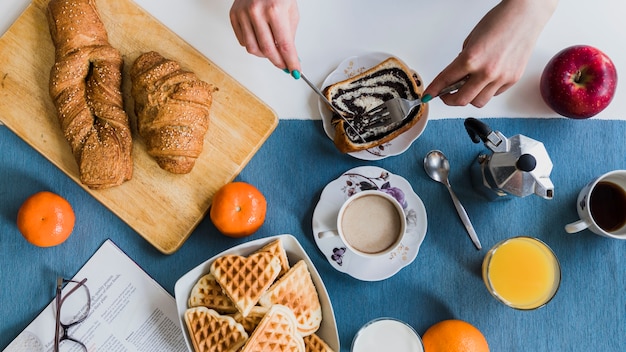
[210,182,266,237]
[17,191,75,247]
[422,319,489,352]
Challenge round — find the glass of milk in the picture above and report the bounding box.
[351,318,424,352]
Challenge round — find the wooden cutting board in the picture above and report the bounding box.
[0,0,278,254]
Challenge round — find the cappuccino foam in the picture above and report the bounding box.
[341,194,403,254]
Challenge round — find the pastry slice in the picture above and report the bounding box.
[259,260,322,336]
[210,252,282,317]
[323,56,425,153]
[240,304,305,352]
[184,307,248,352]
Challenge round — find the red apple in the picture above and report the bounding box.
[540,45,617,119]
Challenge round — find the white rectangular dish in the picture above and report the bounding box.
[174,234,340,351]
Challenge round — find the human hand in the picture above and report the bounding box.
[230,0,301,78]
[424,0,558,107]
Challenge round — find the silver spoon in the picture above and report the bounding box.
[423,150,482,250]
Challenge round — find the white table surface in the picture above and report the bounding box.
[1,0,624,120]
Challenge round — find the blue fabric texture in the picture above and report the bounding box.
[1,119,625,351]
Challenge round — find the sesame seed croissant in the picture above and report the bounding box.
[130,51,214,174]
[47,0,133,189]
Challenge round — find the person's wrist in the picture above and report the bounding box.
[500,0,558,12]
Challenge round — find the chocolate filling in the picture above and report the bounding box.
[330,68,421,143]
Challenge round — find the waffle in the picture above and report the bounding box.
[232,306,269,334]
[210,252,282,317]
[188,273,237,313]
[303,334,335,352]
[259,260,322,336]
[240,304,305,352]
[184,307,248,352]
[256,239,290,276]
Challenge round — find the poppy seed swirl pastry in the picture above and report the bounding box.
[130,51,215,174]
[47,0,133,189]
[323,57,425,153]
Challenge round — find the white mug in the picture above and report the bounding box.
[317,190,407,258]
[565,170,626,239]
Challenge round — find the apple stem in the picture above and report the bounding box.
[573,70,584,84]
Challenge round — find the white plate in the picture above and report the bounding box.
[174,234,339,351]
[319,53,429,160]
[312,166,428,281]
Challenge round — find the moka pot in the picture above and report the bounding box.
[464,118,554,201]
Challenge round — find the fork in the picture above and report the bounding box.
[365,79,468,126]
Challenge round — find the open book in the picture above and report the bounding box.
[3,239,187,352]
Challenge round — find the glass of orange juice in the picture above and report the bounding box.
[482,236,561,310]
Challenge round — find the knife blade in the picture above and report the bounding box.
[300,73,367,143]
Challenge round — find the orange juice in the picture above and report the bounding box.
[482,237,560,310]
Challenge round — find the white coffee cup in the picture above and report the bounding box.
[565,170,626,239]
[317,190,407,258]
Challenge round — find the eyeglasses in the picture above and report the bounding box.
[54,277,91,352]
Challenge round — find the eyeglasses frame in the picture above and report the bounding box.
[54,277,91,352]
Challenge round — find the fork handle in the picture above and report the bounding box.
[420,78,467,104]
[437,78,468,97]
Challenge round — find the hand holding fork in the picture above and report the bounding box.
[364,78,468,126]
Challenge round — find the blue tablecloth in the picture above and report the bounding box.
[1,118,625,351]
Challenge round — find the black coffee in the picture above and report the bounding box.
[589,181,626,232]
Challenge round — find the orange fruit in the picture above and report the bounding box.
[422,319,489,352]
[17,191,76,247]
[210,182,267,238]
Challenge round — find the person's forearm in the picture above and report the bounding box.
[424,0,560,107]
[500,0,559,28]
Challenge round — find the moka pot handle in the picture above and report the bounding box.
[464,117,493,144]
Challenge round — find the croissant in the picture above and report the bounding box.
[47,0,133,189]
[130,51,214,174]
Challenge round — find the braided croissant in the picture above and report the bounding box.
[130,51,214,174]
[47,0,133,189]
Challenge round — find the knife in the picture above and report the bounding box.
[300,73,367,143]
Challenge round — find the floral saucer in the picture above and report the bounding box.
[312,166,427,281]
[319,52,429,161]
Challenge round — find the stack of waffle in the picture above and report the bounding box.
[184,239,334,352]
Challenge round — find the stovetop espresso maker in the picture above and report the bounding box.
[464,117,554,201]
